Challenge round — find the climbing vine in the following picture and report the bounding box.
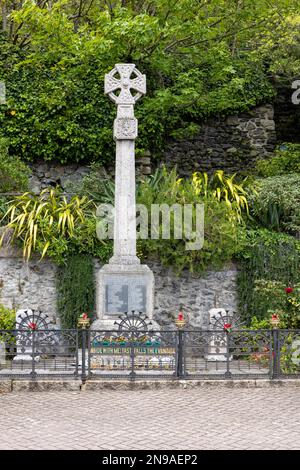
[237,229,300,324]
[56,254,95,328]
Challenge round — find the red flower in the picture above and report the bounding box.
[178,312,184,321]
[224,323,232,330]
[82,313,88,320]
[285,287,293,294]
[28,322,37,330]
[271,314,278,320]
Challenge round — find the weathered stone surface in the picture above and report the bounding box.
[162,104,276,176]
[0,381,12,394]
[82,379,300,390]
[0,255,238,326]
[11,380,81,392]
[152,262,238,327]
[0,256,58,323]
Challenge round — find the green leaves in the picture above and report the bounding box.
[0,138,30,192]
[1,1,299,163]
[0,187,94,262]
[56,254,95,329]
[249,174,300,235]
[237,229,300,324]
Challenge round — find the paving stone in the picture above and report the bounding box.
[0,387,299,450]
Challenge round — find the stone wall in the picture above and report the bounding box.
[28,153,152,194]
[0,251,237,327]
[162,104,276,176]
[0,249,58,322]
[26,104,277,192]
[152,262,237,327]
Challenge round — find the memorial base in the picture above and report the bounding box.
[93,263,155,330]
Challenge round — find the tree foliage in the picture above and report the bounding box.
[0,1,299,163]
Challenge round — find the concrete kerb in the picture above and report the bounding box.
[1,378,300,394]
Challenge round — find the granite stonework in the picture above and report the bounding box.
[0,253,237,328]
[0,249,58,324]
[27,104,275,194]
[94,263,155,329]
[28,154,152,194]
[162,104,276,176]
[93,64,154,329]
[151,262,237,328]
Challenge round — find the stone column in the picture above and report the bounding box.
[94,64,155,329]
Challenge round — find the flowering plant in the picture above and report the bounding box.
[254,280,300,328]
[285,287,294,294]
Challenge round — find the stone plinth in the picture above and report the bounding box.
[94,264,154,329]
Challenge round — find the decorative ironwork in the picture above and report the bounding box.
[209,309,244,330]
[16,309,51,331]
[0,327,299,381]
[114,311,152,337]
[277,330,300,377]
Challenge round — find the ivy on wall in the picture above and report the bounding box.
[56,254,95,328]
[237,229,300,324]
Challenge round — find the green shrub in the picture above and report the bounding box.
[0,304,15,345]
[256,143,300,177]
[56,255,95,329]
[249,174,300,235]
[136,168,247,272]
[0,304,15,330]
[0,187,111,264]
[0,138,30,192]
[253,280,300,329]
[237,229,300,324]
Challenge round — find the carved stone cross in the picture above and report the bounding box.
[105,64,146,140]
[104,64,146,106]
[94,63,154,329]
[104,64,146,264]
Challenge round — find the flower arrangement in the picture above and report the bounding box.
[96,334,160,347]
[223,323,232,332]
[77,312,90,328]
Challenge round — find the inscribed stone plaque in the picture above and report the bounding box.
[105,275,147,314]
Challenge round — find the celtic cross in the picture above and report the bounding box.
[94,63,154,328]
[105,64,146,141]
[104,64,146,106]
[103,63,147,265]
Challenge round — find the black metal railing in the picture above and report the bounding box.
[0,328,299,381]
